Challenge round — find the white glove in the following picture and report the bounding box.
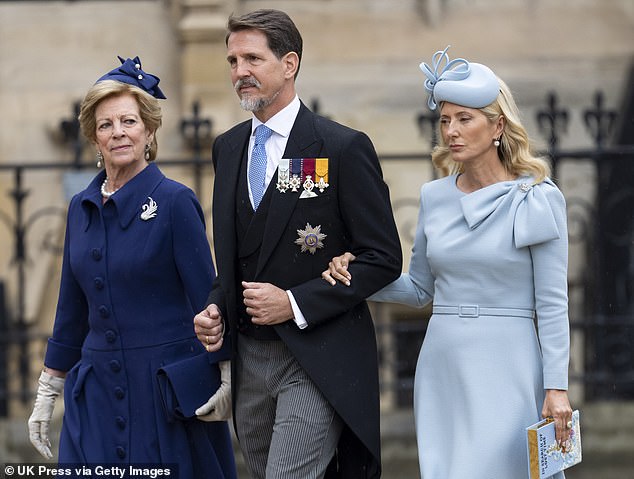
[28,370,65,459]
[195,360,231,422]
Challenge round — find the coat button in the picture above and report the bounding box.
[109,360,121,372]
[115,416,126,429]
[94,277,104,290]
[91,248,102,261]
[98,305,110,318]
[114,387,125,400]
[116,446,126,458]
[105,330,117,343]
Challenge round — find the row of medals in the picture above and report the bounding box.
[277,170,329,198]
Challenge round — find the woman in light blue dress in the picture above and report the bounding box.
[323,47,573,478]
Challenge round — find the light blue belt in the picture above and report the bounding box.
[433,305,535,319]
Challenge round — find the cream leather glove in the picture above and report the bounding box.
[195,360,231,422]
[28,370,65,459]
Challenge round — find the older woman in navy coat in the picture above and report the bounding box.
[27,56,236,478]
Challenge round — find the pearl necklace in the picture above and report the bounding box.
[100,178,120,198]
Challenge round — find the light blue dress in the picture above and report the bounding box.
[371,175,569,478]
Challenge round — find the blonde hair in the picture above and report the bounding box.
[431,78,550,183]
[78,80,162,161]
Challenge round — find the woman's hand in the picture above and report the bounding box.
[321,252,357,286]
[542,389,573,447]
[28,369,66,458]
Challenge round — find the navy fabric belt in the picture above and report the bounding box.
[432,305,535,319]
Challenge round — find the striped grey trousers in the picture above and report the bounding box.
[235,334,343,479]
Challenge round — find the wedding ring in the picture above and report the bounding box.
[206,335,210,345]
[566,420,573,429]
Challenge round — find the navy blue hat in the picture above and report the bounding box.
[97,56,166,99]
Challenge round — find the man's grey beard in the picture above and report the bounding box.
[240,96,271,112]
[235,77,280,112]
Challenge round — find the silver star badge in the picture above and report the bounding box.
[294,223,326,254]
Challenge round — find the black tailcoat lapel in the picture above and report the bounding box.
[256,105,322,276]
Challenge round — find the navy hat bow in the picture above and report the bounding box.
[97,56,166,99]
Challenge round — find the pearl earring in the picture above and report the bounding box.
[494,139,500,147]
[145,144,151,161]
[96,151,104,168]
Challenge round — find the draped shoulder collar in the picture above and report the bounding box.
[460,177,561,248]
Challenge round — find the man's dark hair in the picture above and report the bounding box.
[226,9,303,78]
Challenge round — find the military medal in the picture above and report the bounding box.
[276,158,290,192]
[140,197,157,220]
[279,158,330,196]
[289,158,302,192]
[315,158,329,193]
[300,176,317,198]
[299,158,318,198]
[295,223,326,254]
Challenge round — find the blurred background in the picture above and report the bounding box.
[0,0,632,477]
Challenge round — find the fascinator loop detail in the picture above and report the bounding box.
[418,46,500,111]
[97,56,166,99]
[420,46,471,110]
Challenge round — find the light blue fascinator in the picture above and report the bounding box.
[420,46,499,111]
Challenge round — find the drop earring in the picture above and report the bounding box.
[145,144,151,161]
[96,151,104,168]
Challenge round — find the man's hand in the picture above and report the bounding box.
[242,281,293,325]
[194,304,225,352]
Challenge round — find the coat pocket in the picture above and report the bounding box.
[70,363,93,400]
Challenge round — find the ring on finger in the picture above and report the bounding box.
[206,335,210,345]
[566,420,573,429]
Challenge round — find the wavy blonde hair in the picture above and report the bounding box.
[79,80,162,161]
[431,78,550,183]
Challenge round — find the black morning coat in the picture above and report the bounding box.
[208,101,403,478]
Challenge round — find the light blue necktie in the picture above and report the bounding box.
[249,124,273,210]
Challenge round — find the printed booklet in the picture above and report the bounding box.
[526,409,582,479]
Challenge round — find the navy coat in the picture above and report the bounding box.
[209,103,403,477]
[44,164,236,477]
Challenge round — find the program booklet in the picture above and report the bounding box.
[526,409,582,479]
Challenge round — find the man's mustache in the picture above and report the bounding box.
[235,77,261,92]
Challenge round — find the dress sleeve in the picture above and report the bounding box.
[171,188,215,311]
[44,198,89,371]
[171,188,231,361]
[370,184,434,308]
[530,184,570,389]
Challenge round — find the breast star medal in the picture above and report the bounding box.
[140,197,158,221]
[295,223,326,254]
